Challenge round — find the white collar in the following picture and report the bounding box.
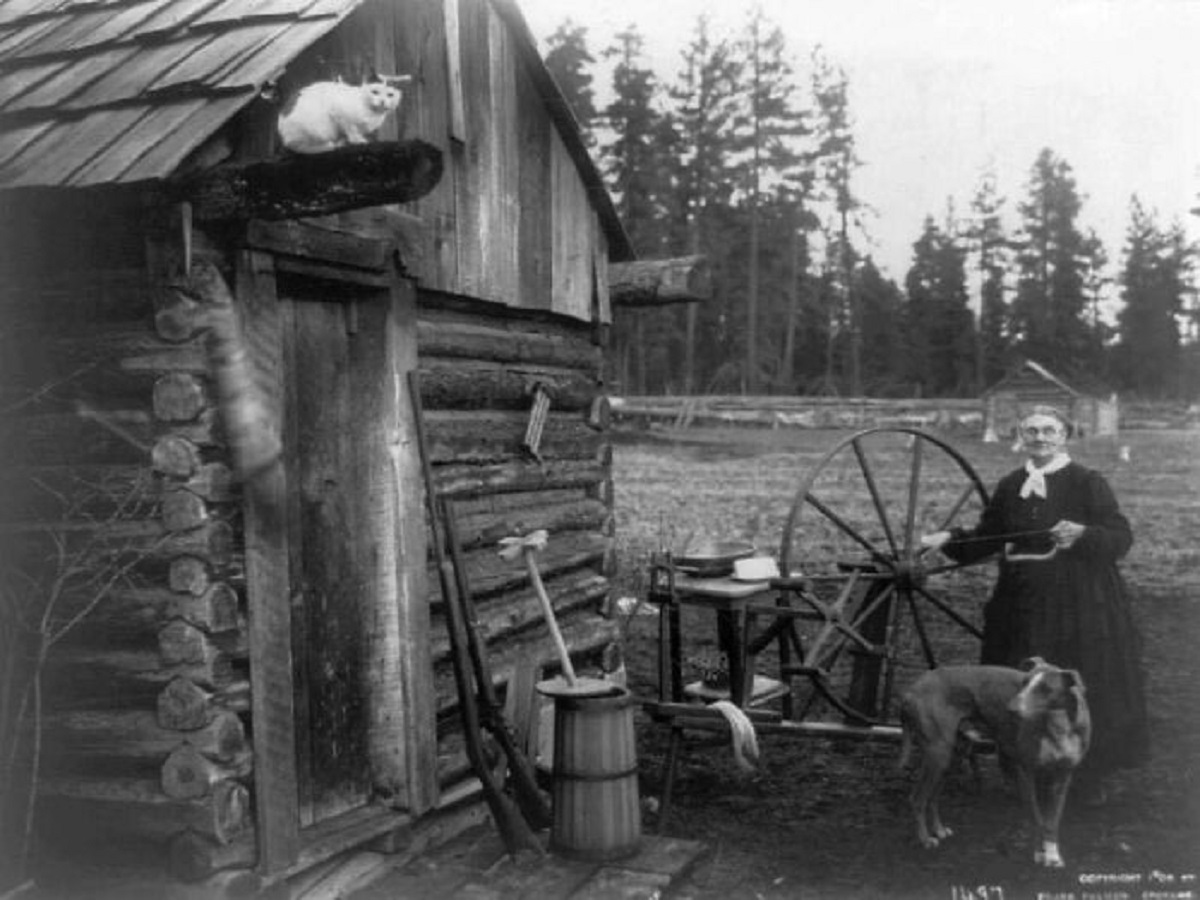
[1019,453,1071,499]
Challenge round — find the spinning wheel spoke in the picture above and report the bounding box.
[912,583,983,639]
[840,582,896,652]
[804,493,895,568]
[904,588,937,669]
[903,434,924,558]
[852,437,899,557]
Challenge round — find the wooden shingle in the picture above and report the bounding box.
[0,58,71,109]
[11,1,174,59]
[0,0,359,188]
[5,44,139,111]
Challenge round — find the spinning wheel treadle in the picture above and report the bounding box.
[773,427,992,728]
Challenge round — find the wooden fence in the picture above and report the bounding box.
[609,395,985,433]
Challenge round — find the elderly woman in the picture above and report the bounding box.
[923,405,1149,801]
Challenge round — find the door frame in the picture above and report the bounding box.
[237,224,434,877]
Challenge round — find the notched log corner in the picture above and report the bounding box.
[169,140,445,222]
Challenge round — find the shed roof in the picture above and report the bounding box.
[0,0,634,260]
[0,0,360,188]
[983,359,1082,397]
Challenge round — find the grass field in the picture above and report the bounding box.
[609,426,1200,900]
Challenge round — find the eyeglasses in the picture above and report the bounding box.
[1021,425,1063,437]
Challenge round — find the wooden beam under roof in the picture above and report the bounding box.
[167,139,443,222]
[608,256,712,308]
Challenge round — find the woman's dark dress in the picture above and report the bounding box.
[944,461,1149,780]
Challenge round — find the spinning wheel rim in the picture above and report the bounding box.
[774,427,992,727]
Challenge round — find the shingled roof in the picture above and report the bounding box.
[0,0,364,189]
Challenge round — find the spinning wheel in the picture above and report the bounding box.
[769,427,994,727]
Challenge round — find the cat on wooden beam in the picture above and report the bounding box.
[277,72,411,154]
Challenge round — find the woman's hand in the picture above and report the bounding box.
[1050,519,1086,549]
[920,531,952,551]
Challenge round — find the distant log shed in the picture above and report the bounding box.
[983,358,1119,439]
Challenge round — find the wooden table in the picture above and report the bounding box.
[641,563,902,831]
[655,573,786,708]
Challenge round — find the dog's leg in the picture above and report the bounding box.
[1014,767,1049,865]
[912,745,953,848]
[928,755,955,843]
[1036,772,1072,868]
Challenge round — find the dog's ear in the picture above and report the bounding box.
[1063,668,1085,691]
[1008,669,1038,715]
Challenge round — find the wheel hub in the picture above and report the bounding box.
[890,557,927,591]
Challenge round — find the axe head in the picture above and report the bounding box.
[498,529,549,561]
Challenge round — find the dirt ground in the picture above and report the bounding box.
[611,428,1200,900]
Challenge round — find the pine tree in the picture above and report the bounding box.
[965,169,1011,390]
[1115,197,1196,397]
[1079,227,1112,379]
[1010,149,1095,374]
[856,258,906,394]
[809,47,864,395]
[601,25,675,393]
[904,215,975,396]
[728,9,810,393]
[543,19,598,143]
[668,15,743,393]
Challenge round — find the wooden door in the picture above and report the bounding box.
[241,245,435,872]
[281,288,377,825]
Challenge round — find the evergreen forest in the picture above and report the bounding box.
[541,13,1200,403]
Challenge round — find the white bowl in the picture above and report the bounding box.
[732,556,779,581]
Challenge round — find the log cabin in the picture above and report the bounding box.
[982,359,1119,440]
[0,0,705,894]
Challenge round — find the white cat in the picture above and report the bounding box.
[277,75,410,154]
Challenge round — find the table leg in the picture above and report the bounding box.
[716,609,748,707]
[669,601,682,702]
[656,725,683,834]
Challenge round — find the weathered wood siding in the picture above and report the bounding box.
[270,0,611,322]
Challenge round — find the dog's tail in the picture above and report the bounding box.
[710,700,759,772]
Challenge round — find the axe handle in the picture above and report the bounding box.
[524,554,577,684]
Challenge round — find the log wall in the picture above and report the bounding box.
[0,199,620,886]
[414,291,618,790]
[0,201,255,879]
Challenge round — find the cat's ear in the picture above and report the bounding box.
[375,73,412,87]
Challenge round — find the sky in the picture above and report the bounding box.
[516,0,1200,290]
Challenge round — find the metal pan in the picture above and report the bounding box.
[673,540,756,577]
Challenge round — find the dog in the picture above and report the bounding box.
[898,657,1091,867]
